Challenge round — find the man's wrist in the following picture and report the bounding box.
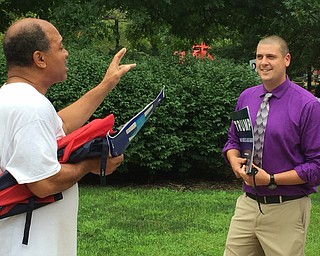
[268,174,277,189]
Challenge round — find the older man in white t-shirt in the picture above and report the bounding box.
[0,18,136,256]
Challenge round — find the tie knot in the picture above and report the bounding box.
[263,93,273,102]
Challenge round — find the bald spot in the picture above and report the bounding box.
[5,18,58,43]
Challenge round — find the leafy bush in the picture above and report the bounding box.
[47,48,260,179]
[0,46,6,85]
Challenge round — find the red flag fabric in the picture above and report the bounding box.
[57,114,115,163]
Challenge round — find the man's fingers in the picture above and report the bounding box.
[111,154,124,165]
[119,64,137,74]
[112,48,127,65]
[109,48,136,76]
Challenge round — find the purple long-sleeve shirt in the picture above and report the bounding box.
[223,77,320,196]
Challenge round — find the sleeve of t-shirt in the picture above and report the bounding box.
[6,119,61,184]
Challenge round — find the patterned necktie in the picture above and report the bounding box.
[253,93,273,167]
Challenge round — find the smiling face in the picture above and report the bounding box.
[256,38,291,90]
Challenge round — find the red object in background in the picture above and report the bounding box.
[173,42,214,62]
[192,42,214,60]
[173,50,186,62]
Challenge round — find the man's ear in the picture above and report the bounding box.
[285,53,291,68]
[33,51,46,68]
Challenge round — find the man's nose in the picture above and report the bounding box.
[260,56,269,65]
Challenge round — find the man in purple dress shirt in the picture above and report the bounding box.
[223,35,320,255]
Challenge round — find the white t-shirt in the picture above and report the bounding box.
[0,83,78,256]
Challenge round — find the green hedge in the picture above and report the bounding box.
[0,46,6,84]
[0,47,261,179]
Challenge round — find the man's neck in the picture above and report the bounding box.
[263,75,287,92]
[7,69,47,95]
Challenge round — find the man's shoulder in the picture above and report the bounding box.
[0,84,58,130]
[1,83,54,111]
[288,81,318,103]
[239,84,262,97]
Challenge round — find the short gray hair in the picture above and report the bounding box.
[259,35,289,56]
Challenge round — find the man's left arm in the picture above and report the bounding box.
[58,48,136,134]
[241,167,306,187]
[243,101,320,187]
[293,101,320,186]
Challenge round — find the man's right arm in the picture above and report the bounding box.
[58,48,136,135]
[226,149,246,178]
[26,155,123,198]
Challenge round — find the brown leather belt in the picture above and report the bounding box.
[246,192,306,204]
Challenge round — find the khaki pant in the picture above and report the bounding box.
[224,193,311,256]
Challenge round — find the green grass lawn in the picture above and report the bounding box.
[78,185,320,256]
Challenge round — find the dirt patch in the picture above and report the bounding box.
[81,171,243,191]
[110,179,243,191]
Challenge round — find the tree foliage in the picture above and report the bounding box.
[1,0,319,75]
[49,0,114,48]
[119,0,320,75]
[0,0,61,31]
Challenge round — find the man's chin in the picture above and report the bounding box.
[259,72,272,81]
[53,76,67,85]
